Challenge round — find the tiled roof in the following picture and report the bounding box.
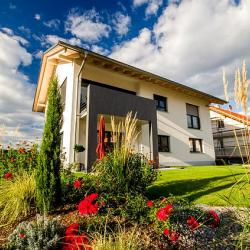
[209,106,250,124]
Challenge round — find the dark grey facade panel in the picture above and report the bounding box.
[86,84,158,171]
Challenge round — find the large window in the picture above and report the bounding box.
[186,104,200,129]
[158,135,170,152]
[154,95,167,112]
[189,138,203,153]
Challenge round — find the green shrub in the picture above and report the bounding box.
[94,152,157,195]
[120,193,149,222]
[36,76,63,213]
[0,171,36,225]
[61,168,96,204]
[7,215,63,250]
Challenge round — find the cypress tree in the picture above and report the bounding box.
[36,76,63,212]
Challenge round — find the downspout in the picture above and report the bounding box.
[73,51,88,162]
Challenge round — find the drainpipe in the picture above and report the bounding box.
[73,51,88,162]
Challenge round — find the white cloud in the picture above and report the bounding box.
[33,50,43,59]
[43,19,61,30]
[111,0,250,99]
[9,3,16,10]
[91,45,109,55]
[40,34,84,48]
[65,8,111,42]
[0,30,43,145]
[112,12,131,36]
[34,14,41,21]
[133,0,163,16]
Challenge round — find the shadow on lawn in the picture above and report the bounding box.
[147,173,243,203]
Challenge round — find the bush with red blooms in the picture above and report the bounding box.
[62,223,92,250]
[163,228,179,243]
[156,204,174,221]
[0,141,38,176]
[78,193,99,215]
[187,216,200,230]
[206,210,220,228]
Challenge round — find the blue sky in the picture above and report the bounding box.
[0,0,249,144]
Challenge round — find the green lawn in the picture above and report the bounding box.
[148,166,250,207]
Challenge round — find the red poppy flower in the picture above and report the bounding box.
[156,204,173,221]
[156,208,168,221]
[73,180,82,189]
[207,210,220,228]
[147,200,154,208]
[170,231,179,242]
[163,229,170,236]
[4,172,12,180]
[65,223,79,236]
[78,193,99,215]
[187,216,199,230]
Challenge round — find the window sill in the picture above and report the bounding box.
[188,127,201,130]
[190,151,203,154]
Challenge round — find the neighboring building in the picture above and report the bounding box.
[210,106,250,164]
[33,41,225,171]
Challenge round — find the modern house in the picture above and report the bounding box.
[33,41,226,171]
[210,106,250,164]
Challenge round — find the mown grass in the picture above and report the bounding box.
[147,165,250,207]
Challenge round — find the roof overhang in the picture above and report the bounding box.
[33,41,226,112]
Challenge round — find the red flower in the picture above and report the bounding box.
[147,200,154,208]
[78,193,99,215]
[187,216,200,230]
[73,180,82,189]
[170,231,179,242]
[163,229,170,236]
[207,210,220,228]
[4,172,12,180]
[156,204,173,221]
[65,224,79,236]
[19,233,26,239]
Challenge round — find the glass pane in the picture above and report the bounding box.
[187,115,192,128]
[186,104,199,116]
[189,139,194,151]
[192,116,199,129]
[195,140,201,152]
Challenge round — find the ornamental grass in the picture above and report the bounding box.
[0,171,36,226]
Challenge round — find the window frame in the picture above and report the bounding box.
[158,135,170,152]
[186,103,200,129]
[154,94,168,112]
[189,138,203,153]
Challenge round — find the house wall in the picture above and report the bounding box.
[81,63,215,166]
[56,62,80,163]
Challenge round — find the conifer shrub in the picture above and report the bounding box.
[36,77,63,212]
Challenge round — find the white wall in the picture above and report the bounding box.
[138,82,215,166]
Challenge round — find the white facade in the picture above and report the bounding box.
[55,61,215,167]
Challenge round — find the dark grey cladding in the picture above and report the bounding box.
[85,84,158,171]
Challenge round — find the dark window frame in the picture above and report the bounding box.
[217,120,224,128]
[154,94,168,112]
[186,103,200,129]
[158,135,170,152]
[189,138,203,153]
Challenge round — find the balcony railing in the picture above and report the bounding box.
[80,96,87,113]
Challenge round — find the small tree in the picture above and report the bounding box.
[36,76,63,212]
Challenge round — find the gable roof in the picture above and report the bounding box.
[209,106,250,124]
[33,41,226,112]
